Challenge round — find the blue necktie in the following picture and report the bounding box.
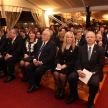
[77,40,80,46]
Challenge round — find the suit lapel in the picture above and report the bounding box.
[83,44,88,61]
[12,36,18,45]
[10,37,18,49]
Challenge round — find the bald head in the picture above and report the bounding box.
[85,31,96,46]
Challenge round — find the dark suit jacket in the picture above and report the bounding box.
[34,40,56,67]
[75,44,105,81]
[102,35,108,45]
[0,39,10,55]
[6,36,24,58]
[0,36,7,52]
[102,35,108,57]
[75,37,86,47]
[56,45,79,69]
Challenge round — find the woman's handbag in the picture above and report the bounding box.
[21,56,34,62]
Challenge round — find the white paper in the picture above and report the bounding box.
[55,68,61,70]
[79,68,92,84]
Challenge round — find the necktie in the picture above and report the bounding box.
[88,47,91,60]
[77,40,80,46]
[37,42,45,60]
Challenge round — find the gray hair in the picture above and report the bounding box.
[85,31,95,38]
[11,29,18,35]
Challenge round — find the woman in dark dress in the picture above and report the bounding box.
[53,31,79,100]
[19,30,38,82]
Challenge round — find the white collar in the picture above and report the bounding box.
[87,43,94,49]
[12,36,17,41]
[43,40,49,45]
[76,39,80,42]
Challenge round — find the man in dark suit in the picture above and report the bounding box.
[0,30,7,52]
[25,28,29,37]
[74,29,86,47]
[100,27,106,37]
[66,31,105,108]
[26,29,56,93]
[102,30,108,57]
[95,33,105,48]
[0,29,24,82]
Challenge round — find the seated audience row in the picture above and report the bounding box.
[0,27,105,108]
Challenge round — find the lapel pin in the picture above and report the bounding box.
[70,50,72,52]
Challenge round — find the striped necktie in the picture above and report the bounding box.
[37,42,45,60]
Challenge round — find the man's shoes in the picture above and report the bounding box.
[4,75,15,83]
[0,72,7,79]
[66,96,79,104]
[88,104,94,108]
[27,85,39,93]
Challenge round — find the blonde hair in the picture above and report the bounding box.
[58,31,65,38]
[61,31,76,53]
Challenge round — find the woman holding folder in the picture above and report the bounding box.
[53,31,79,100]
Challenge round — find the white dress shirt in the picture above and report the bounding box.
[107,35,108,39]
[12,37,17,45]
[0,35,2,40]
